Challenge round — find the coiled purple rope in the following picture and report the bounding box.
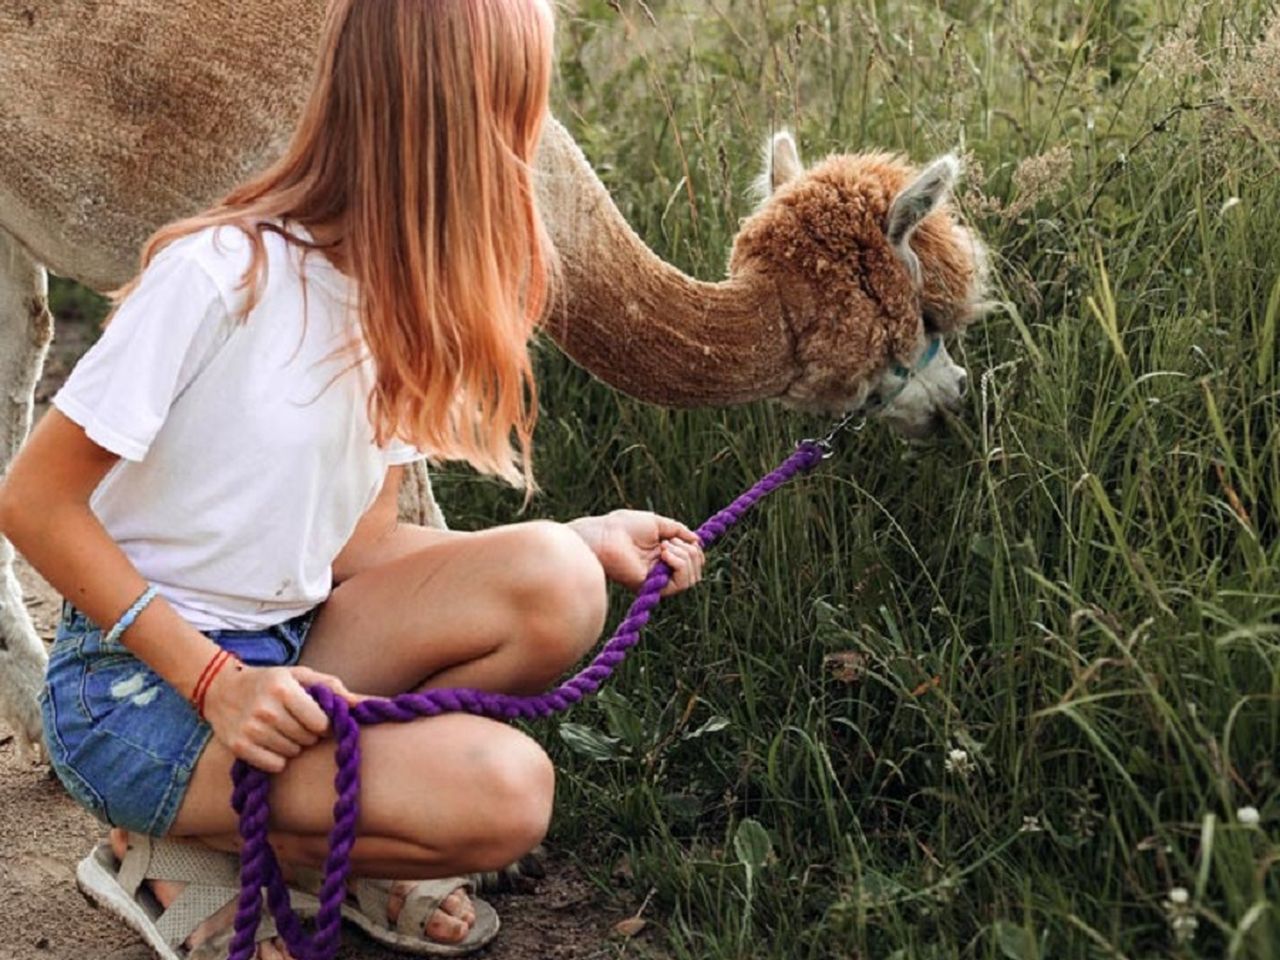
[229,439,828,960]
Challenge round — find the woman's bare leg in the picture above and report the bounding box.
[172,716,555,876]
[299,519,609,696]
[160,519,608,952]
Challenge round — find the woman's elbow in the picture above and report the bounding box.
[0,477,28,540]
[0,470,51,543]
[0,412,119,541]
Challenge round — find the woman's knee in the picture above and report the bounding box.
[283,725,555,875]
[508,521,607,664]
[442,729,555,871]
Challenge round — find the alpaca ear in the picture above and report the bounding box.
[887,153,961,280]
[756,131,805,199]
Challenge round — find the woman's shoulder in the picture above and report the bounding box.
[144,223,255,310]
[150,220,339,313]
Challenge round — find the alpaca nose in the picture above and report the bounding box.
[956,370,969,398]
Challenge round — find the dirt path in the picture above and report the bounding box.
[0,316,656,960]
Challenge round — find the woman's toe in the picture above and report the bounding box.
[445,888,475,927]
[441,889,470,915]
[424,911,468,944]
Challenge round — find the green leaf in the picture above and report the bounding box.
[558,722,621,762]
[733,818,772,893]
[596,687,645,748]
[1258,270,1280,386]
[860,870,907,901]
[682,715,731,741]
[993,921,1037,960]
[970,533,995,561]
[660,792,705,822]
[812,598,843,624]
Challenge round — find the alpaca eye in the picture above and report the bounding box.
[922,309,939,334]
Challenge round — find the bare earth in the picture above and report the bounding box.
[0,314,656,960]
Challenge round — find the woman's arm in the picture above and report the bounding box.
[0,409,217,689]
[0,410,335,771]
[332,467,705,595]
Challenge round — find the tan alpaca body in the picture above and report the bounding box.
[0,1,989,756]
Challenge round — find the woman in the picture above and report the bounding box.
[0,1,704,956]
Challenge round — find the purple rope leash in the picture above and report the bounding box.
[229,439,829,960]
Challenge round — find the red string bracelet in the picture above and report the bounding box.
[193,649,242,720]
[192,649,229,718]
[191,649,226,706]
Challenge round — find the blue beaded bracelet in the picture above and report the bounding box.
[103,584,159,647]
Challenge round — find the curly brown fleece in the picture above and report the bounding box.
[730,153,984,411]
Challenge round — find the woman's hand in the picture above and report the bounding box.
[201,663,359,773]
[570,510,705,597]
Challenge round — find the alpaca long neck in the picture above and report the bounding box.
[535,120,797,407]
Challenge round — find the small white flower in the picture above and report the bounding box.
[944,748,972,776]
[1238,805,1260,826]
[1171,913,1199,942]
[1164,887,1197,944]
[1220,196,1242,215]
[1020,815,1044,834]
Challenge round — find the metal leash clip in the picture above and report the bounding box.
[801,408,868,459]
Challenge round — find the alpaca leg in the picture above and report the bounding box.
[0,228,54,761]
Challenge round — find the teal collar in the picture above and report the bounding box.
[891,335,942,380]
[876,335,943,410]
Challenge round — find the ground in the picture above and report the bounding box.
[0,314,655,960]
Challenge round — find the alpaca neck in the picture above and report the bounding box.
[535,119,798,407]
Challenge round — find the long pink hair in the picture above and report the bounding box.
[110,0,556,490]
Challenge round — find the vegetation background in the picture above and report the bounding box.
[49,1,1280,957]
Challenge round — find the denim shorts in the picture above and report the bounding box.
[40,597,320,836]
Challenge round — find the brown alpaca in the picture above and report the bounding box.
[0,3,990,756]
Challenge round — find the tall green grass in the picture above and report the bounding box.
[433,2,1280,956]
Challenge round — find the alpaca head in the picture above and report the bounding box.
[731,132,990,438]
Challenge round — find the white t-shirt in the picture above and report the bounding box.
[53,221,428,631]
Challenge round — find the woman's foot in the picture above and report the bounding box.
[383,879,477,944]
[109,829,477,950]
[107,828,294,960]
